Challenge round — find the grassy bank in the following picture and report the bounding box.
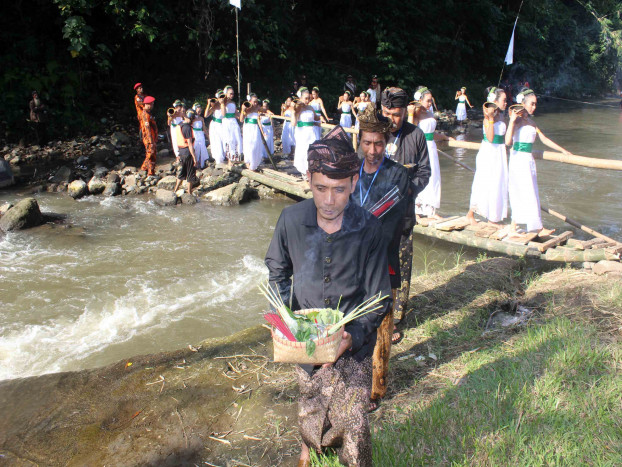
[315,259,622,466]
[1,257,619,466]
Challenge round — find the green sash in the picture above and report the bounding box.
[513,142,533,153]
[212,118,222,123]
[297,121,315,127]
[342,111,352,115]
[484,134,505,144]
[244,118,258,124]
[262,121,272,126]
[224,113,236,118]
[192,127,202,132]
[424,133,434,141]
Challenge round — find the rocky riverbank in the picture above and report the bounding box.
[0,258,619,466]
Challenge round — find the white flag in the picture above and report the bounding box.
[504,18,518,65]
[230,0,241,9]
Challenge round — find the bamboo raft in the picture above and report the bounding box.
[236,118,621,264]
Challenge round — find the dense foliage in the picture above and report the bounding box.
[1,0,620,141]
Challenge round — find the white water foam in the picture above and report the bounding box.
[0,254,268,380]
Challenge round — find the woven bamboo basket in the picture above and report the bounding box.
[271,308,344,364]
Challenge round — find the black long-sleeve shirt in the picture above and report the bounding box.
[265,198,392,361]
[352,158,409,288]
[387,121,431,219]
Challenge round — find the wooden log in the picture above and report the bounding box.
[230,166,312,199]
[590,241,618,250]
[413,224,540,258]
[447,140,622,171]
[413,224,619,263]
[582,238,608,249]
[536,231,573,253]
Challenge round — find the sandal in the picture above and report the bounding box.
[391,329,403,345]
[368,399,381,413]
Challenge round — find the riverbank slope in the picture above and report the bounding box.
[1,258,620,466]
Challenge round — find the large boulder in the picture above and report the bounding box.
[200,172,239,193]
[593,260,622,276]
[111,132,131,146]
[123,174,138,188]
[203,183,237,205]
[0,159,14,188]
[0,198,43,232]
[93,166,109,179]
[180,193,198,205]
[106,172,120,184]
[157,148,170,158]
[87,177,106,195]
[154,189,178,206]
[203,179,252,206]
[68,180,88,199]
[157,175,178,191]
[103,182,120,197]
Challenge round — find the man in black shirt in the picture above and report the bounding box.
[265,126,391,467]
[353,105,409,409]
[381,87,431,343]
[344,74,357,97]
[173,109,199,195]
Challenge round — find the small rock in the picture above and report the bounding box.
[157,175,178,191]
[123,174,138,188]
[103,182,120,197]
[89,136,100,145]
[113,162,126,171]
[175,188,185,197]
[157,149,170,158]
[593,260,622,276]
[76,155,89,165]
[154,189,178,206]
[88,177,106,195]
[121,166,137,175]
[31,185,45,194]
[93,167,109,179]
[111,132,131,146]
[46,183,58,193]
[180,193,198,205]
[106,172,120,184]
[138,170,147,177]
[0,198,43,232]
[68,180,88,199]
[91,149,114,163]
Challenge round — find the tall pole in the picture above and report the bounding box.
[235,8,241,107]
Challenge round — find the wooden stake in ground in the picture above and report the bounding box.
[257,122,278,170]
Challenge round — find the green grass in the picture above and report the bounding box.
[309,263,622,466]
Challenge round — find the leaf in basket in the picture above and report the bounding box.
[305,339,316,357]
[295,327,311,343]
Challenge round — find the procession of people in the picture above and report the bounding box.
[130,76,575,466]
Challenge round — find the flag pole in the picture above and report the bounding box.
[498,0,524,87]
[235,7,241,107]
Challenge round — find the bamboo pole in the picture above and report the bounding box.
[230,165,311,199]
[437,148,621,245]
[446,140,622,171]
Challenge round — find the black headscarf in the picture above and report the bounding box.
[307,126,361,179]
[381,87,408,109]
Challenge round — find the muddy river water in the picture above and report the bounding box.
[1,98,620,380]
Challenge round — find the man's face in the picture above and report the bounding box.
[137,86,143,94]
[307,171,358,223]
[360,132,386,168]
[382,106,407,131]
[144,103,153,111]
[371,78,378,87]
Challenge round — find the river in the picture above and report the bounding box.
[1,98,620,380]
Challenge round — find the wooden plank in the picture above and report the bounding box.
[583,238,608,249]
[475,225,499,238]
[536,231,573,253]
[489,225,512,241]
[435,216,470,232]
[419,216,458,228]
[505,232,539,245]
[465,222,490,232]
[590,241,619,250]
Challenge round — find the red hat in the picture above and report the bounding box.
[143,96,155,104]
[134,82,142,90]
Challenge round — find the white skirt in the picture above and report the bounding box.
[340,113,352,128]
[209,121,225,164]
[193,131,209,169]
[243,123,263,171]
[170,125,179,157]
[293,126,318,175]
[456,102,467,121]
[262,124,274,158]
[469,142,508,222]
[508,150,542,231]
[415,140,441,216]
[282,121,294,154]
[222,117,242,160]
